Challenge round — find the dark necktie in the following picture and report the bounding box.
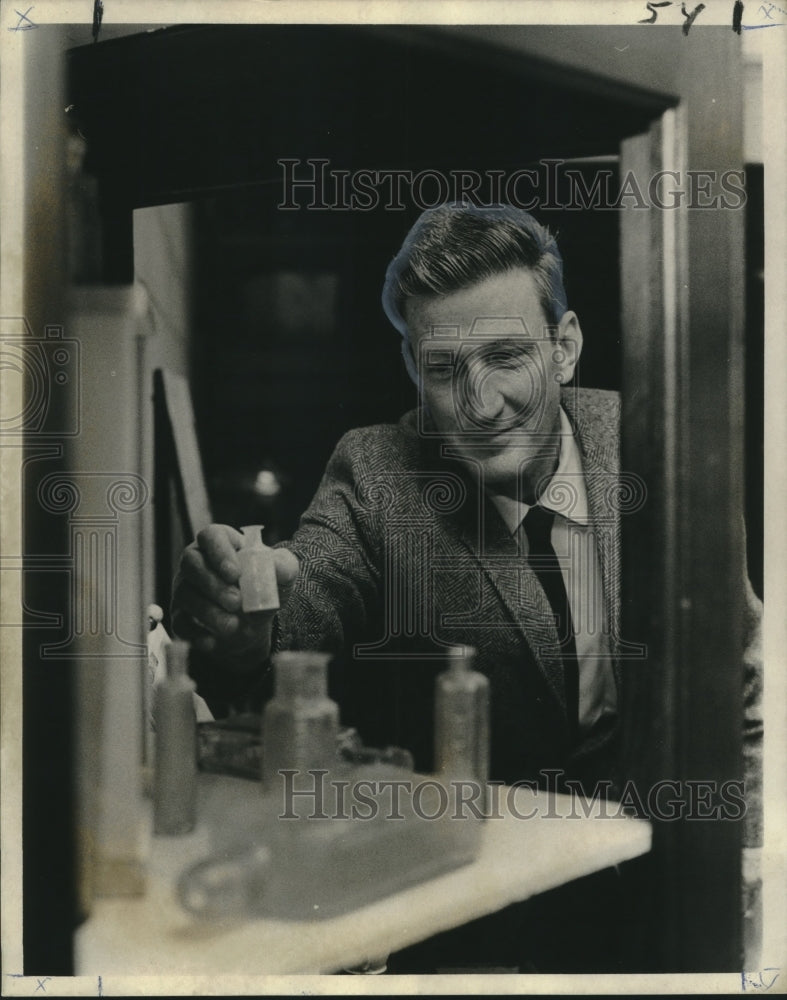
[522,504,579,734]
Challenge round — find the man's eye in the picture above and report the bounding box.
[425,365,453,383]
[486,349,530,370]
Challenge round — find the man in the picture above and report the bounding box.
[172,204,635,971]
[174,204,623,791]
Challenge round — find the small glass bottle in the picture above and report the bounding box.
[434,645,490,784]
[153,640,197,835]
[261,651,339,793]
[238,524,280,614]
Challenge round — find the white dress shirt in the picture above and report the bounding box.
[490,408,618,735]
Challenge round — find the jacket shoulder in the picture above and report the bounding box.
[332,410,422,471]
[564,386,619,432]
[570,386,620,417]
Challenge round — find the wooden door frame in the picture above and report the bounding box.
[618,34,748,968]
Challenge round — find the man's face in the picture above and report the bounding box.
[405,268,582,499]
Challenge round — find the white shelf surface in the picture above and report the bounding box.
[75,773,651,975]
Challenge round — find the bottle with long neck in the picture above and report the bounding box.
[153,640,197,835]
[434,645,490,786]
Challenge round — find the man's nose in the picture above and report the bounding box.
[464,364,510,428]
[465,362,539,430]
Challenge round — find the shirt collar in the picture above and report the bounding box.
[489,406,590,533]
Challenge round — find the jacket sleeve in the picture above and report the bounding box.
[272,428,384,656]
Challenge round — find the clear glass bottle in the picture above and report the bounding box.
[261,651,339,793]
[178,648,486,921]
[153,640,197,835]
[238,524,279,613]
[434,645,490,784]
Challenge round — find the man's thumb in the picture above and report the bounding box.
[273,547,300,592]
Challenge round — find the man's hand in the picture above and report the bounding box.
[171,525,300,666]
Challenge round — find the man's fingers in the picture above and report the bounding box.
[178,545,242,612]
[171,529,294,663]
[196,524,244,584]
[172,581,244,640]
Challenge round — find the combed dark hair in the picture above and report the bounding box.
[382,204,568,384]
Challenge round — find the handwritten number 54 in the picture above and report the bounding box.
[639,0,749,32]
[639,1,707,30]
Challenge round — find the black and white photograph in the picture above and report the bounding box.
[0,1,785,993]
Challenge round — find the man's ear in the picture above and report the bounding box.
[555,311,583,381]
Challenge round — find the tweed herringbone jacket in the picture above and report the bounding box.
[272,387,626,788]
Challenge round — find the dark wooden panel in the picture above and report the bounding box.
[620,31,747,971]
[67,25,667,209]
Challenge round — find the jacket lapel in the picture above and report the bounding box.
[424,388,621,719]
[431,454,569,717]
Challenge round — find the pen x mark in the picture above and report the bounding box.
[9,6,36,30]
[742,968,781,990]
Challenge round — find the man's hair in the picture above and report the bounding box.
[382,203,568,385]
